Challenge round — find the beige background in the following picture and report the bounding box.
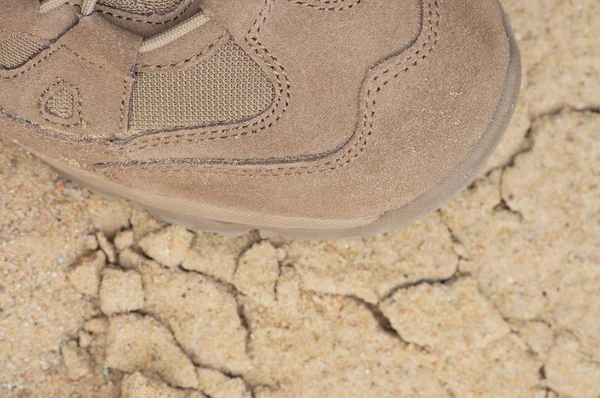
[1,1,599,397]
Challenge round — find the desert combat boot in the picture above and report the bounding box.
[0,0,520,238]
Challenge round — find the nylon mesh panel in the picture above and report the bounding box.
[0,35,44,70]
[98,0,184,15]
[45,88,75,119]
[130,40,275,132]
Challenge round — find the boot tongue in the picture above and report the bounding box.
[88,0,203,39]
[97,0,187,15]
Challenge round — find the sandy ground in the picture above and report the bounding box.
[1,1,599,397]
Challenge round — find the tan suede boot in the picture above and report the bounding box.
[0,0,520,238]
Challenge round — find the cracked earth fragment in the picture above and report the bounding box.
[284,212,458,304]
[504,0,600,115]
[97,231,117,264]
[87,197,132,239]
[61,340,93,381]
[241,277,447,397]
[234,241,280,306]
[182,232,257,283]
[138,225,194,268]
[438,335,541,397]
[105,313,198,389]
[83,316,109,334]
[130,208,166,245]
[380,278,511,355]
[82,316,111,370]
[119,247,143,269]
[114,229,134,251]
[545,334,600,397]
[140,259,250,375]
[66,250,106,297]
[99,268,144,316]
[196,368,252,398]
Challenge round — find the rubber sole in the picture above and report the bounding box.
[44,2,521,240]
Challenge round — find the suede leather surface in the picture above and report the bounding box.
[0,0,512,219]
[0,15,142,141]
[0,0,39,42]
[0,111,125,165]
[126,0,422,160]
[1,1,78,48]
[32,5,80,41]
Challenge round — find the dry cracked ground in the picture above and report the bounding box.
[0,1,599,397]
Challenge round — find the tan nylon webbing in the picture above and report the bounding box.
[130,41,275,132]
[0,35,44,70]
[45,88,75,119]
[98,0,184,15]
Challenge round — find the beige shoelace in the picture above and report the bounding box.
[39,0,210,52]
[40,0,97,15]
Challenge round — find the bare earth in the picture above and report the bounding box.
[1,1,599,397]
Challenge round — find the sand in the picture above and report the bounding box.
[1,1,599,397]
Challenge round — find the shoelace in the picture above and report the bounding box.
[40,0,97,15]
[39,0,210,53]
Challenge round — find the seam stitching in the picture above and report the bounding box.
[0,47,59,80]
[0,44,106,80]
[38,79,83,127]
[286,0,362,11]
[119,77,130,134]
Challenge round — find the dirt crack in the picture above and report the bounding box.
[177,265,256,362]
[311,292,429,350]
[378,268,464,304]
[493,106,599,218]
[234,297,254,361]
